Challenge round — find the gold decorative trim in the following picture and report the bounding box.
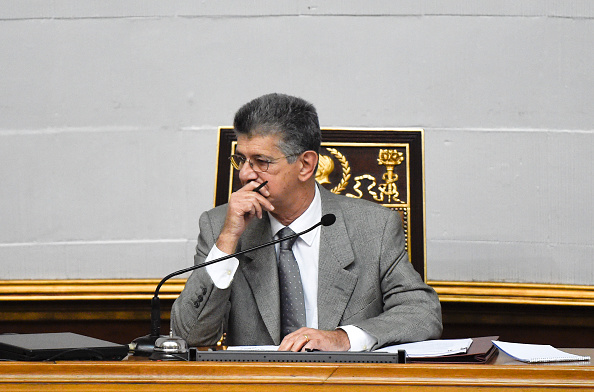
[213,126,226,208]
[324,147,351,194]
[420,129,427,283]
[2,279,593,306]
[0,279,186,301]
[429,280,594,306]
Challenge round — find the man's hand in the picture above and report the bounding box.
[216,181,274,254]
[278,327,351,352]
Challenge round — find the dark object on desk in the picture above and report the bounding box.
[193,350,407,363]
[408,336,499,364]
[0,332,129,361]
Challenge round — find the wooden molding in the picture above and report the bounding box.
[430,280,594,306]
[1,359,594,391]
[0,279,186,301]
[1,279,593,306]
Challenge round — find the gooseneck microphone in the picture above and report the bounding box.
[130,213,336,358]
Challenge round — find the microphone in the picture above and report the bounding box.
[130,213,336,358]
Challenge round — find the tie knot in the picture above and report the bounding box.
[277,227,298,250]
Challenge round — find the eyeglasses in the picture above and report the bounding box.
[229,154,298,173]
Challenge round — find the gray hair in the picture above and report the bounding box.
[233,93,321,162]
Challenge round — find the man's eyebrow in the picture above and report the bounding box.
[253,154,273,160]
[234,151,274,160]
[242,153,273,160]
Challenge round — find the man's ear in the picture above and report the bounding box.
[298,151,319,181]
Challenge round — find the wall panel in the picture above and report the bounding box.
[0,2,592,304]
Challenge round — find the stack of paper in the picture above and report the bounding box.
[492,341,591,363]
[377,338,473,358]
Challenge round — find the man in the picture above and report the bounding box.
[171,93,442,351]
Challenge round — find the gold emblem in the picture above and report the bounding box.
[316,148,351,194]
[347,149,404,204]
[317,147,405,205]
[376,149,404,203]
[315,154,334,185]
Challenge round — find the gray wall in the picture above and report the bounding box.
[1,1,592,285]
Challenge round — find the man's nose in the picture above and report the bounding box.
[238,160,258,183]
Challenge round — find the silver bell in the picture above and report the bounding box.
[149,330,189,361]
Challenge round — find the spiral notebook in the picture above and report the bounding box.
[492,340,591,363]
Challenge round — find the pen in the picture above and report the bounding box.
[253,181,268,194]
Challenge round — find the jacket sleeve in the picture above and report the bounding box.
[170,209,232,346]
[350,210,443,349]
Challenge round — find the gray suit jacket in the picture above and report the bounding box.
[171,186,442,349]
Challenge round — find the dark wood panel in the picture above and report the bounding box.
[441,302,594,348]
[0,299,172,345]
[2,300,592,348]
[215,127,427,279]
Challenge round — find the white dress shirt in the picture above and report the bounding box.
[204,186,376,351]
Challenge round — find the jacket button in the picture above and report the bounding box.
[193,295,204,308]
[201,287,207,295]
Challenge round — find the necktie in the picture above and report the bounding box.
[277,227,306,338]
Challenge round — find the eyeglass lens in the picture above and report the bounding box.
[230,155,269,172]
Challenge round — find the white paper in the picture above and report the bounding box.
[226,345,279,351]
[376,338,473,358]
[493,340,591,363]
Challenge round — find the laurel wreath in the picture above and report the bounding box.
[325,147,350,194]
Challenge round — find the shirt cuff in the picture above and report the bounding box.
[204,245,239,289]
[339,325,377,352]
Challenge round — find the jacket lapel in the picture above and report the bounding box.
[238,216,282,344]
[235,187,359,341]
[317,187,358,331]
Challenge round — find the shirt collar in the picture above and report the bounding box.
[268,185,322,247]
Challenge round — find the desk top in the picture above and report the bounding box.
[0,348,592,392]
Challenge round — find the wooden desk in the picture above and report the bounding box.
[0,349,592,391]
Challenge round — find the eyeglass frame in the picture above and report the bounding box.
[228,153,301,173]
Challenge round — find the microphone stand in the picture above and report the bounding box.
[130,214,336,358]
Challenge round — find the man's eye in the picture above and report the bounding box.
[255,158,271,165]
